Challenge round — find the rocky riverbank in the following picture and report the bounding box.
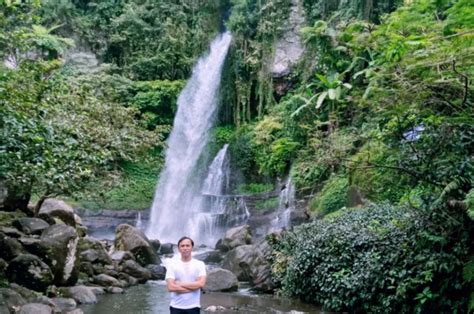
[0,198,290,313]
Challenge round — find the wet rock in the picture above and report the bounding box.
[58,286,97,304]
[204,268,238,292]
[215,225,252,252]
[146,264,166,280]
[51,297,77,312]
[119,260,151,283]
[222,244,274,292]
[0,226,24,238]
[159,243,174,255]
[114,224,159,266]
[110,250,135,264]
[18,302,53,314]
[93,274,121,287]
[78,237,111,265]
[39,224,79,286]
[12,218,50,235]
[106,287,124,294]
[6,254,53,292]
[0,287,27,312]
[0,236,25,261]
[193,250,223,264]
[39,199,76,227]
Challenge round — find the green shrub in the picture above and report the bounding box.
[254,197,280,211]
[309,175,349,215]
[271,203,471,312]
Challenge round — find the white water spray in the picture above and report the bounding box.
[146,32,232,245]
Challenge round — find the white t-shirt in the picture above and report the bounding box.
[165,258,206,309]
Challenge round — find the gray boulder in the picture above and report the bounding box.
[39,199,76,227]
[18,303,53,314]
[222,244,274,292]
[78,237,111,265]
[0,287,26,313]
[204,268,238,292]
[93,274,121,287]
[6,254,53,292]
[110,250,135,264]
[58,286,97,304]
[215,225,252,252]
[12,218,49,235]
[39,224,79,286]
[0,236,24,261]
[119,260,151,283]
[51,298,77,312]
[146,264,166,280]
[114,224,159,266]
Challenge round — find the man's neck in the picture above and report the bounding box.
[181,256,192,262]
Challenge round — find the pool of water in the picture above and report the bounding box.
[81,280,322,314]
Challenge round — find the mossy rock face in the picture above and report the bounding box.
[6,254,53,292]
[0,211,26,227]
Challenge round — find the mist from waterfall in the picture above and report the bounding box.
[146,32,232,245]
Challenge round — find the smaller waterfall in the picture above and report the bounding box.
[271,177,295,231]
[135,212,144,231]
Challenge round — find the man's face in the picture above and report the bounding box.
[178,239,193,259]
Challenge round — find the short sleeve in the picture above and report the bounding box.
[165,262,175,280]
[198,261,206,277]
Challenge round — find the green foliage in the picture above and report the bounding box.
[234,183,274,195]
[74,156,162,210]
[466,189,474,220]
[0,3,164,206]
[254,197,279,211]
[309,175,348,215]
[130,80,184,128]
[271,203,472,312]
[39,0,223,81]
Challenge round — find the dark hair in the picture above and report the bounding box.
[177,236,194,247]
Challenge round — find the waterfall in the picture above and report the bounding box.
[135,212,144,231]
[271,177,295,231]
[146,32,232,245]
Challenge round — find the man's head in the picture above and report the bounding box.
[177,236,194,247]
[177,236,194,261]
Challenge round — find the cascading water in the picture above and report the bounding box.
[271,177,295,231]
[146,32,232,245]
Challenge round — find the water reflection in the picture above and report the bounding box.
[81,280,322,314]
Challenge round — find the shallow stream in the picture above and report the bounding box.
[81,280,322,314]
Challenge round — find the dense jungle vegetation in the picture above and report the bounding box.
[1,0,472,312]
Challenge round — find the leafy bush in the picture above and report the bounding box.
[309,175,348,215]
[270,203,471,312]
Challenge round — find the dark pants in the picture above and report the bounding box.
[169,306,200,314]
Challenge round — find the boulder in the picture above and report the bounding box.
[193,250,223,264]
[222,244,274,292]
[204,268,238,292]
[9,283,38,303]
[146,264,166,280]
[39,199,76,227]
[6,254,53,292]
[159,243,174,255]
[0,226,24,238]
[51,297,77,312]
[78,237,111,265]
[0,236,25,261]
[39,224,79,286]
[215,225,252,252]
[12,218,50,236]
[0,287,27,313]
[92,274,121,287]
[114,224,159,266]
[119,260,151,283]
[58,286,97,304]
[18,303,53,314]
[110,251,135,264]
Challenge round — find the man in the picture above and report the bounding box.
[166,236,206,314]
